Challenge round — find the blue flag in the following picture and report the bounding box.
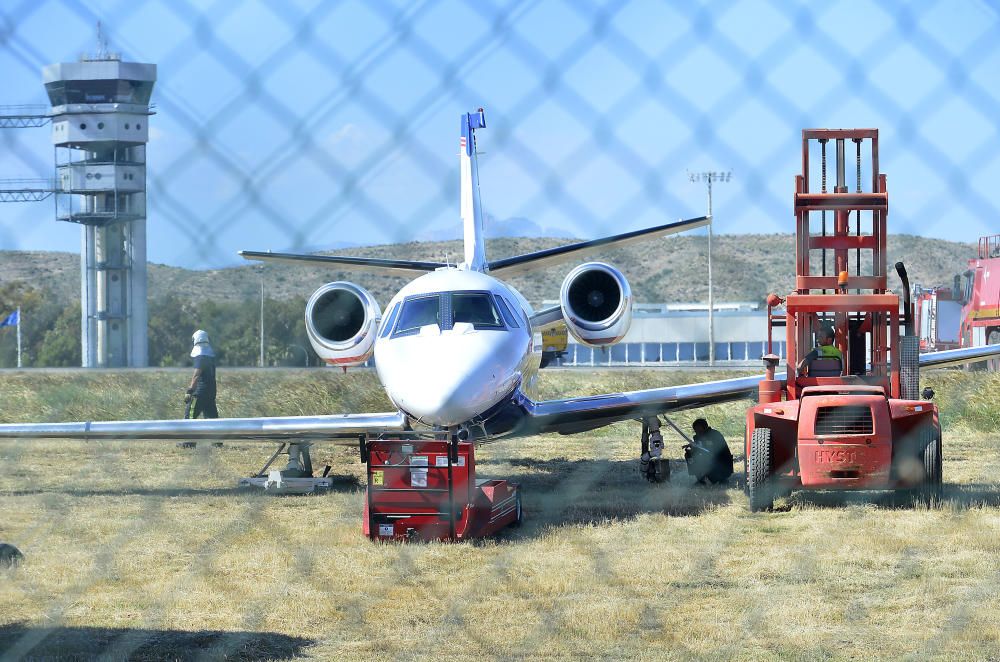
[0,310,18,327]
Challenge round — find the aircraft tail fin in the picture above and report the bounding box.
[460,109,488,272]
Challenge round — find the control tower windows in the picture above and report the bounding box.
[46,79,154,105]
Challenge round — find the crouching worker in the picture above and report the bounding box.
[186,329,218,419]
[684,418,733,485]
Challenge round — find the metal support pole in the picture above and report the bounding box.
[16,306,21,368]
[661,415,695,444]
[707,178,714,366]
[259,270,265,368]
[689,169,730,368]
[820,138,828,293]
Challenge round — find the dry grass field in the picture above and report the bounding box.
[1,368,999,660]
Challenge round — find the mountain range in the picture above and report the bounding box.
[0,233,978,308]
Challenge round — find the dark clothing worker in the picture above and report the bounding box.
[186,329,218,419]
[685,418,734,485]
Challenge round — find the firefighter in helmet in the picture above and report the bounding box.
[186,329,218,419]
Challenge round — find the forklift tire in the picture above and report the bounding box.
[747,428,774,512]
[920,427,943,504]
[512,490,523,527]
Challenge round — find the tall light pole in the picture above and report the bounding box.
[688,170,732,366]
[258,267,265,368]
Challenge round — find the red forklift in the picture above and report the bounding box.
[747,129,942,511]
[360,434,522,541]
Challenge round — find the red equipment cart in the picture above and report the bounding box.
[361,434,522,541]
[747,129,942,511]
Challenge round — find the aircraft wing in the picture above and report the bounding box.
[0,411,408,442]
[487,216,709,277]
[517,343,1000,436]
[528,304,563,331]
[918,345,1000,369]
[239,251,446,277]
[517,373,777,436]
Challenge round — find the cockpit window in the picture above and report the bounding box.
[391,291,509,337]
[496,296,520,328]
[395,295,441,334]
[453,293,503,329]
[379,302,400,339]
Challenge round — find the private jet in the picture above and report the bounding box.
[1,109,994,485]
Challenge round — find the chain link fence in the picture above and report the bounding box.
[1,1,998,264]
[2,1,1000,658]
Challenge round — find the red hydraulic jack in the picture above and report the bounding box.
[360,434,522,541]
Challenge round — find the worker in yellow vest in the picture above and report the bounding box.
[797,325,843,375]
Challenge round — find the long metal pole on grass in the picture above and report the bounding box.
[16,306,21,368]
[689,170,731,367]
[259,272,265,368]
[707,178,714,366]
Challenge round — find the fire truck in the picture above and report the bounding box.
[913,284,962,352]
[958,235,1000,356]
[913,235,1000,366]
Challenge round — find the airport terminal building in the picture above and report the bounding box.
[556,302,783,367]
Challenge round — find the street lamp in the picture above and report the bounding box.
[258,266,265,368]
[688,170,732,366]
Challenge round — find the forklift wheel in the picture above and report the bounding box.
[920,427,943,505]
[747,428,774,512]
[512,490,523,527]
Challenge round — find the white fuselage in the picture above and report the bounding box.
[374,268,539,428]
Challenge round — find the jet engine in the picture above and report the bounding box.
[559,262,632,346]
[305,282,382,366]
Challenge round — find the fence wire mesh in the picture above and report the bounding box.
[2,1,1000,659]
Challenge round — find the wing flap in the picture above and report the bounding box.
[239,251,446,277]
[0,412,408,442]
[488,216,709,276]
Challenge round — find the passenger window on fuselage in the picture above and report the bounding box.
[452,293,503,329]
[395,295,441,334]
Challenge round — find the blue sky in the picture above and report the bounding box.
[0,0,998,268]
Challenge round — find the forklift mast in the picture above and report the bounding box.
[765,129,911,401]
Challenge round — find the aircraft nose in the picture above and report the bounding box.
[392,335,504,426]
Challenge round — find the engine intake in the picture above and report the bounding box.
[305,282,381,366]
[559,262,632,346]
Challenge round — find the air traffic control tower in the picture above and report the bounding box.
[44,53,156,367]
